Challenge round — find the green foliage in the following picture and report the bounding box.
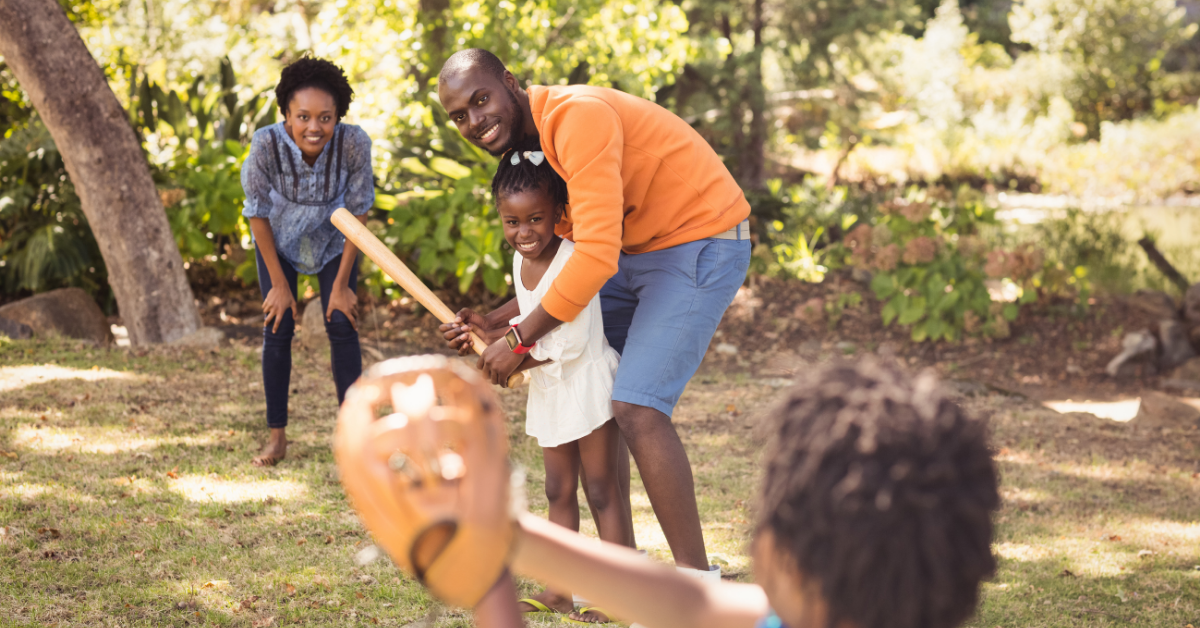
[0,121,107,301]
[844,187,1040,342]
[372,140,509,298]
[752,178,878,282]
[1010,0,1198,138]
[130,59,275,283]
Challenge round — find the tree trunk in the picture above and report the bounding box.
[741,0,768,191]
[0,0,200,345]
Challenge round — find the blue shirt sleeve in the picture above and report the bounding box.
[344,126,375,216]
[241,130,275,219]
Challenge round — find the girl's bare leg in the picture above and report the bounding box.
[515,443,580,614]
[570,419,636,623]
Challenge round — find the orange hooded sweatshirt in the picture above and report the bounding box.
[528,84,751,322]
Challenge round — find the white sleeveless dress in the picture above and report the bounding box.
[510,240,620,447]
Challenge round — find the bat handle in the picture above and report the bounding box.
[468,331,529,389]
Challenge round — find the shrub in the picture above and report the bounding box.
[848,187,1041,342]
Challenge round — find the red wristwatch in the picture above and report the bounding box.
[505,325,535,354]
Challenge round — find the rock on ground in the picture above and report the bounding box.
[0,317,32,340]
[1159,319,1196,368]
[1133,391,1200,431]
[0,287,112,344]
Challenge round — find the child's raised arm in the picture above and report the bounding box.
[510,514,769,628]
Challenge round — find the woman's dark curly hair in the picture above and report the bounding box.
[758,359,999,628]
[491,136,568,208]
[275,56,354,119]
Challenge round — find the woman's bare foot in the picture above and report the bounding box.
[567,607,612,623]
[252,428,287,466]
[515,590,574,614]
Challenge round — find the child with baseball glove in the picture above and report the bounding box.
[439,136,634,623]
[337,357,999,628]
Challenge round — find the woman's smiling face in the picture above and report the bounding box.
[499,187,560,261]
[283,87,338,162]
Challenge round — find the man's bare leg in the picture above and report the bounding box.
[612,401,707,569]
[617,433,636,548]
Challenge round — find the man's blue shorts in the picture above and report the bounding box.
[600,237,752,417]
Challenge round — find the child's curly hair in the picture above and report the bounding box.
[491,136,568,208]
[275,56,354,119]
[759,359,998,628]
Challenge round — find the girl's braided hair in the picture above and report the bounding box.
[276,56,354,119]
[758,359,999,628]
[491,136,568,207]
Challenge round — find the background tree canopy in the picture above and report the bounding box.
[2,0,1199,337]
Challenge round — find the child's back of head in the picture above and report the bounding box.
[758,359,999,628]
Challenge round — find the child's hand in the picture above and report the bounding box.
[327,284,359,330]
[440,308,484,356]
[262,285,298,333]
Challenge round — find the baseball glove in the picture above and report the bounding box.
[334,355,517,608]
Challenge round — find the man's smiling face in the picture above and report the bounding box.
[438,66,524,157]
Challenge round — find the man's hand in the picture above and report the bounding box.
[326,283,359,329]
[477,338,524,387]
[262,285,298,333]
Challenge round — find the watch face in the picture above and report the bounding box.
[505,328,519,351]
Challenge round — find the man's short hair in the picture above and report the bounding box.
[759,359,999,628]
[438,49,509,86]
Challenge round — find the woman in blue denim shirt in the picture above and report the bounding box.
[241,57,374,466]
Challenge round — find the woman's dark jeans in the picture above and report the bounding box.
[256,247,362,428]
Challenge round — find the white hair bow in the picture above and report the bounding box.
[510,150,545,166]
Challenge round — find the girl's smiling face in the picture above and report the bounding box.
[499,187,561,261]
[283,87,338,163]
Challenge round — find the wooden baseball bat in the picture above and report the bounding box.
[331,208,526,388]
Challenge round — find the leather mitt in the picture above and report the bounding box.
[334,355,516,608]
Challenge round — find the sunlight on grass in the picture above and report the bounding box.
[10,425,216,453]
[0,364,140,392]
[1042,399,1141,422]
[169,474,307,503]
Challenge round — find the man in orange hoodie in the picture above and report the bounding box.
[437,49,751,588]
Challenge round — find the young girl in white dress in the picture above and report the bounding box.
[440,137,633,623]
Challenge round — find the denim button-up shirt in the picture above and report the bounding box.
[241,122,374,274]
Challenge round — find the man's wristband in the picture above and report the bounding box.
[505,325,535,355]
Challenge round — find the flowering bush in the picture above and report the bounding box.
[848,187,1043,342]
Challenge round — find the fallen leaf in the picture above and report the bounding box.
[238,596,260,610]
[324,535,333,545]
[1059,569,1075,577]
[132,550,145,560]
[355,591,365,599]
[37,527,61,539]
[202,580,228,589]
[372,619,379,625]
[284,583,296,595]
[65,455,73,462]
[296,538,306,546]
[1107,535,1123,541]
[69,505,78,513]
[167,467,179,480]
[251,617,276,628]
[1137,549,1154,558]
[0,451,17,459]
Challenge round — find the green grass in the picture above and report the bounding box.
[2,337,1199,626]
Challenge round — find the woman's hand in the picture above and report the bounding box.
[262,285,298,333]
[327,283,359,329]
